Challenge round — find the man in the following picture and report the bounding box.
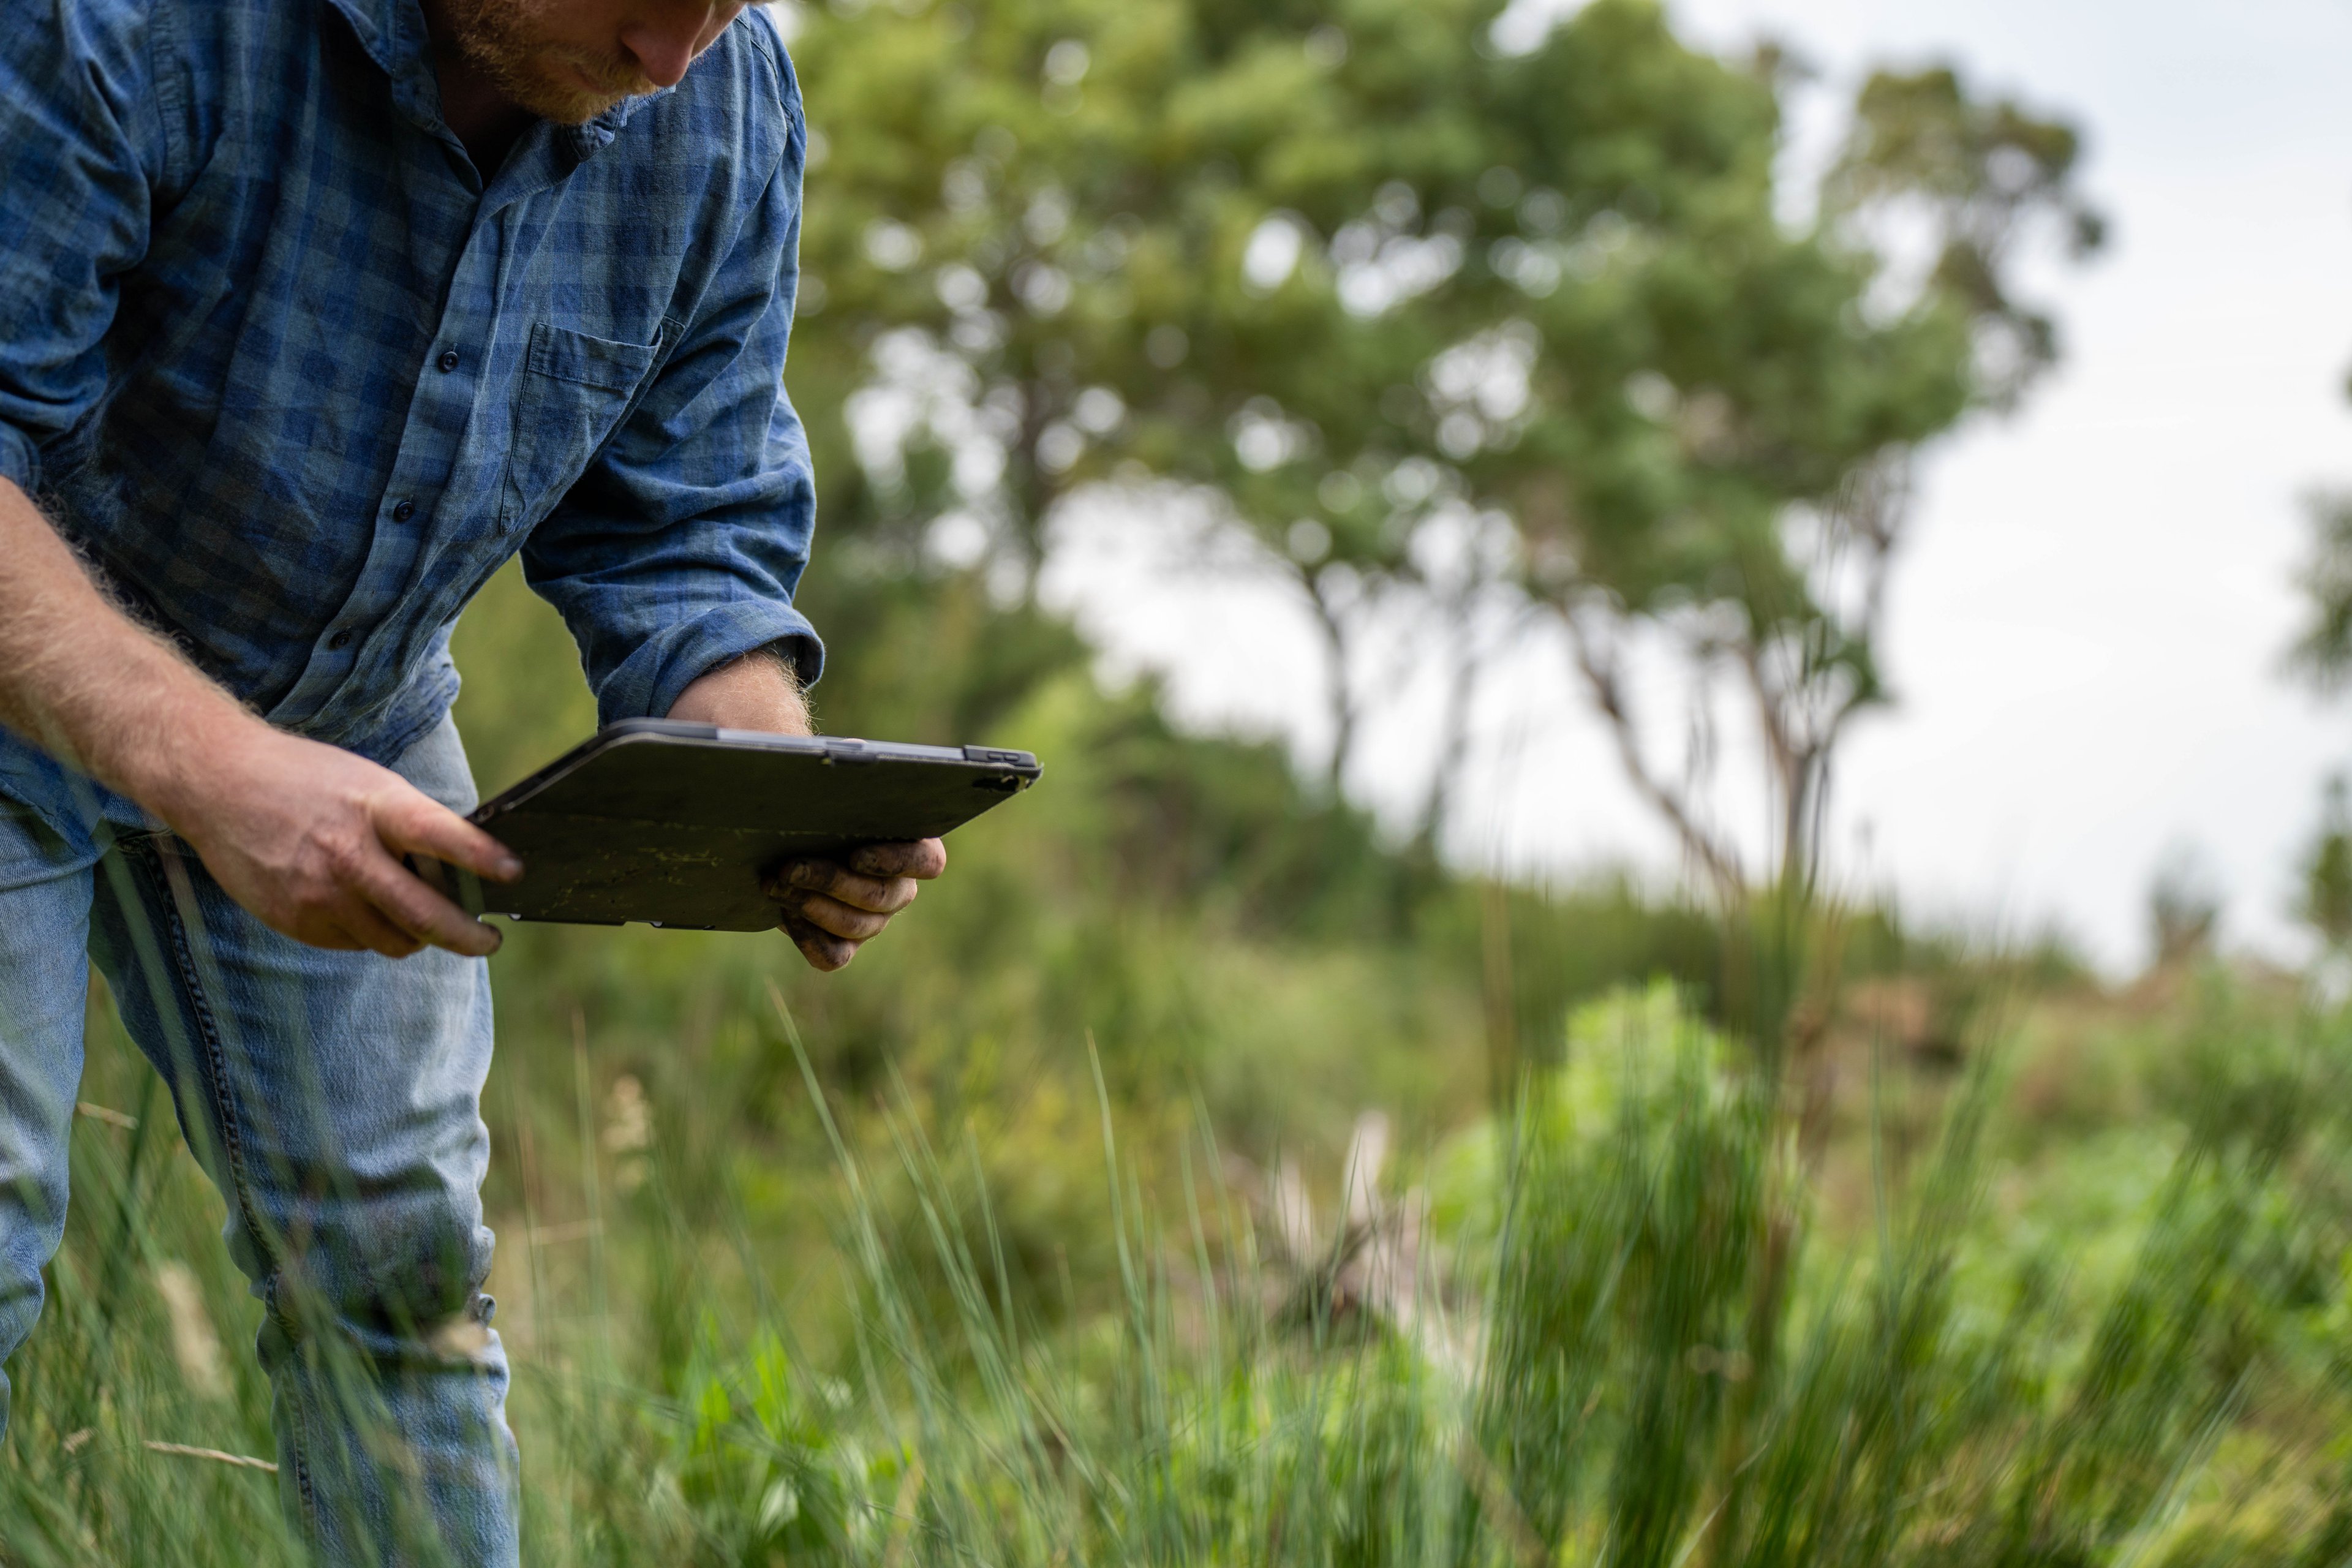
[0,0,932,1558]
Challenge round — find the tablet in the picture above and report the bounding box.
[413,719,1042,932]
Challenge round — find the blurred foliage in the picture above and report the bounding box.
[2149,842,2224,969]
[1824,64,2105,407]
[2302,775,2352,952]
[2286,352,2352,951]
[774,0,2099,888]
[2286,488,2352,696]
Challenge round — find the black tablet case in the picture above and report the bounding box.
[418,720,1041,932]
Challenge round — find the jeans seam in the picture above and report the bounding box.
[282,1374,323,1541]
[132,834,323,1528]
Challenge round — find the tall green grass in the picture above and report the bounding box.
[7,957,2349,1566]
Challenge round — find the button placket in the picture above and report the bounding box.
[258,135,513,732]
[294,291,491,714]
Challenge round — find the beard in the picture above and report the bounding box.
[437,0,656,124]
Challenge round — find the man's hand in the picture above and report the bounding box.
[667,648,948,971]
[766,839,948,971]
[0,477,514,958]
[164,723,523,959]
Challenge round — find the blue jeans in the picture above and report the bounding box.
[0,717,516,1564]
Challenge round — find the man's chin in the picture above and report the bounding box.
[503,61,637,124]
[515,83,629,125]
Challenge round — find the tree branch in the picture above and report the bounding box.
[1562,606,1748,902]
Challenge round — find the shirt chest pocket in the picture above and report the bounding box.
[500,323,666,530]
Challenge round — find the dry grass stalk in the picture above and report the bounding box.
[141,1440,277,1474]
[152,1259,229,1401]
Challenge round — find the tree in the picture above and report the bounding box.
[778,0,2099,899]
[2300,775,2352,951]
[1518,66,2084,898]
[1188,31,2105,898]
[780,0,1481,796]
[2286,488,2352,692]
[2147,840,2222,967]
[2282,451,2352,957]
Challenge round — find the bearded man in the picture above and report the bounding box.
[0,1,933,1559]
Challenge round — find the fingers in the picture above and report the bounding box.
[769,859,920,915]
[347,840,503,958]
[780,907,856,972]
[846,839,946,880]
[766,876,892,943]
[376,789,524,883]
[321,892,429,960]
[360,783,507,957]
[793,891,894,942]
[764,840,946,972]
[300,913,388,955]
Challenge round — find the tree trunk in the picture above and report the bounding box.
[1306,570,1356,801]
[1415,602,1491,855]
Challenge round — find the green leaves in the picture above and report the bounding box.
[1826,64,2106,410]
[780,0,2098,884]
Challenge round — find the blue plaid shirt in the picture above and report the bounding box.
[0,0,820,837]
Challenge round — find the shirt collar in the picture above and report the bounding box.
[565,97,647,161]
[323,0,430,86]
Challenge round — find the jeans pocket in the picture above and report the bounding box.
[390,714,481,817]
[499,322,665,532]
[0,791,102,894]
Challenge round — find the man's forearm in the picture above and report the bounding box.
[666,644,815,734]
[0,475,258,821]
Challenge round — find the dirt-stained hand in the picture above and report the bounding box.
[764,838,948,971]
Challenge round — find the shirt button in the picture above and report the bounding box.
[437,349,460,372]
[330,629,355,650]
[392,499,417,522]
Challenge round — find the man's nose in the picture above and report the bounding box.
[617,9,714,88]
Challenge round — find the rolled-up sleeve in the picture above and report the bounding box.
[521,113,823,726]
[0,0,163,496]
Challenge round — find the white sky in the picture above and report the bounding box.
[1041,0,2352,973]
